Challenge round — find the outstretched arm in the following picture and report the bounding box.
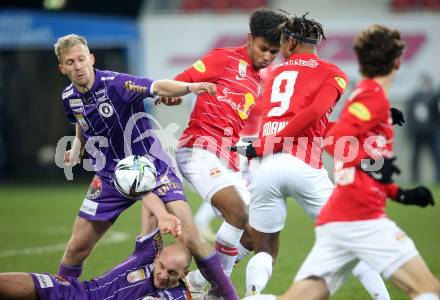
[142,193,181,237]
[152,80,216,97]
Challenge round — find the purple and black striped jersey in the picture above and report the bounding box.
[32,229,188,300]
[61,69,174,180]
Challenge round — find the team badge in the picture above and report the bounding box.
[192,60,206,73]
[395,230,407,241]
[209,167,221,178]
[127,269,146,283]
[334,76,347,90]
[98,102,114,118]
[75,114,89,131]
[238,59,247,77]
[348,102,371,121]
[86,175,102,199]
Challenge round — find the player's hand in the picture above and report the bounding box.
[395,186,435,207]
[155,96,183,106]
[359,157,401,183]
[158,213,182,237]
[229,143,258,158]
[188,82,216,95]
[64,149,81,166]
[390,107,405,126]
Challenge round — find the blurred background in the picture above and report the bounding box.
[0,0,439,184]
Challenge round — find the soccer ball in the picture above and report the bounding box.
[114,155,157,199]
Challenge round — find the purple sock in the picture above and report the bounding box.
[58,263,83,278]
[195,252,239,300]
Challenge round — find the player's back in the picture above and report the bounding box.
[259,53,346,168]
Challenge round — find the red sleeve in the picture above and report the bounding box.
[384,183,400,200]
[324,91,388,167]
[174,50,227,83]
[253,84,341,156]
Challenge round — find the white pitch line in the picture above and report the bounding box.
[0,231,130,259]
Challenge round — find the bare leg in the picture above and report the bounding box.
[0,273,37,300]
[60,216,112,277]
[390,256,440,298]
[281,277,329,300]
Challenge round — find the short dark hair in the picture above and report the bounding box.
[278,12,325,45]
[353,24,405,78]
[249,8,286,46]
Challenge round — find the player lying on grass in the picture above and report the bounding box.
[243,24,440,300]
[0,205,192,300]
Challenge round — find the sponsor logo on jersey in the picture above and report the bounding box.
[238,59,247,77]
[124,80,148,93]
[127,269,147,283]
[53,275,71,286]
[348,102,371,121]
[334,76,347,90]
[95,88,109,102]
[69,98,83,107]
[98,102,114,118]
[101,76,115,81]
[80,199,99,216]
[87,175,102,199]
[209,167,221,177]
[34,274,54,288]
[192,60,206,73]
[75,114,89,131]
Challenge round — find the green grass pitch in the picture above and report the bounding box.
[0,183,439,299]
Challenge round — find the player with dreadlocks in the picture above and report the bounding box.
[231,13,391,299]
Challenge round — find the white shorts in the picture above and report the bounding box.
[249,153,333,233]
[295,218,419,295]
[175,147,250,207]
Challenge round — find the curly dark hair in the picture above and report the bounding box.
[249,8,286,46]
[277,12,325,45]
[353,25,406,78]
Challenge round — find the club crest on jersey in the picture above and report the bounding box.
[98,102,114,118]
[127,269,146,283]
[75,114,89,131]
[334,76,347,90]
[192,60,206,73]
[238,59,247,77]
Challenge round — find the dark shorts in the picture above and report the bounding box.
[30,273,87,300]
[78,169,186,222]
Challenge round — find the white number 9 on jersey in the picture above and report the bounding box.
[267,71,298,117]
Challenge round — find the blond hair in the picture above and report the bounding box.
[54,34,89,62]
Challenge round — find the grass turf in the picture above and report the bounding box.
[0,183,439,299]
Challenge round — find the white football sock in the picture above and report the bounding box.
[237,242,252,262]
[352,261,390,300]
[187,269,207,290]
[194,202,216,229]
[414,294,439,300]
[215,221,244,276]
[246,252,273,293]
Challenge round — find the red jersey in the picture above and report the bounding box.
[175,47,261,170]
[317,79,396,225]
[258,53,347,168]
